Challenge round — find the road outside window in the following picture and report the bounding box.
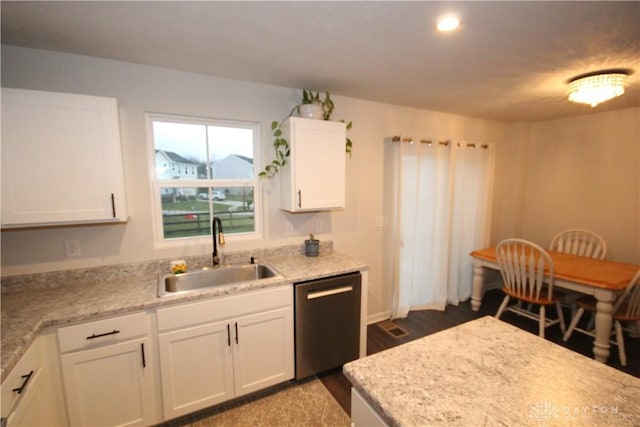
[148,114,260,241]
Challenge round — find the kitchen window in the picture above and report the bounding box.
[147,113,261,243]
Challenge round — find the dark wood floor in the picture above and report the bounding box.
[318,288,640,416]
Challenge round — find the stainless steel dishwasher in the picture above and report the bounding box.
[294,271,361,379]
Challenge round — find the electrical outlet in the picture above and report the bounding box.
[64,239,81,257]
[315,221,322,233]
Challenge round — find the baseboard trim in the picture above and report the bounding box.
[367,311,391,325]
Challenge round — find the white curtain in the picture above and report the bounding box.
[390,139,494,318]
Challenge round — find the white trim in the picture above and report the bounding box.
[367,311,392,325]
[145,113,262,247]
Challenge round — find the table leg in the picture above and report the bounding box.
[471,259,485,312]
[593,289,615,363]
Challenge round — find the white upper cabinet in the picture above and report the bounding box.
[279,117,346,212]
[1,88,128,228]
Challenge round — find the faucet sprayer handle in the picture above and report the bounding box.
[219,232,225,246]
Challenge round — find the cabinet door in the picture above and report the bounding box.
[233,307,294,397]
[158,321,234,420]
[5,368,65,427]
[60,338,155,427]
[2,332,68,427]
[1,339,41,420]
[1,88,127,227]
[280,117,346,211]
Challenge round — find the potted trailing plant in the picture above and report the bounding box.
[298,89,334,120]
[259,90,353,178]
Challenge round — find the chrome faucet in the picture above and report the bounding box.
[211,216,225,266]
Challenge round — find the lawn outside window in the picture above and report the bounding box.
[147,113,261,245]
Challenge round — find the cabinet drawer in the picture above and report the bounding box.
[157,285,292,332]
[1,338,42,418]
[57,312,149,353]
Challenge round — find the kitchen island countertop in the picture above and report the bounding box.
[343,316,640,427]
[1,246,367,381]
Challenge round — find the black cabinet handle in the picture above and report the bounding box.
[86,329,120,340]
[235,323,239,344]
[227,324,231,346]
[12,370,34,394]
[111,193,116,218]
[141,343,146,368]
[297,190,302,208]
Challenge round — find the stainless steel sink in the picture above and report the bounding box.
[158,264,282,297]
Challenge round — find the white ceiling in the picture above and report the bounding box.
[2,1,639,123]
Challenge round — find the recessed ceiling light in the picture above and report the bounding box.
[437,15,460,32]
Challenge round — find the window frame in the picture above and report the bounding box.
[146,112,262,247]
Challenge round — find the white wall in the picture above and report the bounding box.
[490,108,640,264]
[0,46,508,321]
[2,45,638,322]
[524,109,639,263]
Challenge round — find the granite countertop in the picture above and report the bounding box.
[1,244,367,382]
[343,316,640,427]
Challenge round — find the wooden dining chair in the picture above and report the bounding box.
[495,238,566,338]
[549,229,607,259]
[563,269,640,366]
[549,229,608,320]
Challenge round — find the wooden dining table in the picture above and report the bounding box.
[470,246,640,363]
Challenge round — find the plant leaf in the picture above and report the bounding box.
[262,91,353,178]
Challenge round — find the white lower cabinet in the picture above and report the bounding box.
[6,369,53,427]
[232,307,293,396]
[157,285,294,421]
[57,311,162,426]
[1,330,67,427]
[351,387,388,427]
[158,320,235,415]
[4,286,294,425]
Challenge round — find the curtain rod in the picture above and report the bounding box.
[391,136,488,149]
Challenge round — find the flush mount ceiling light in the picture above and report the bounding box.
[437,15,459,32]
[567,71,628,107]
